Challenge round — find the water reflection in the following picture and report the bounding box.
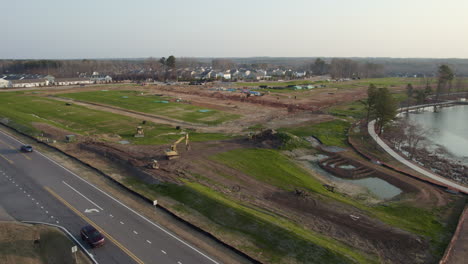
[306,161,402,199]
[408,105,468,159]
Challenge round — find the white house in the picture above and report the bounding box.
[55,77,93,86]
[11,78,48,88]
[90,74,112,83]
[229,69,240,79]
[271,69,286,77]
[241,70,251,78]
[216,72,231,80]
[294,71,307,78]
[0,78,11,88]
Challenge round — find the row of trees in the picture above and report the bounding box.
[404,65,467,112]
[310,58,384,78]
[0,56,179,81]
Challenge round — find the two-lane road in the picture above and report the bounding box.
[0,130,221,264]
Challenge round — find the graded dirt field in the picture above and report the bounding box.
[0,79,465,264]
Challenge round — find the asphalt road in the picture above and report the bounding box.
[0,130,221,264]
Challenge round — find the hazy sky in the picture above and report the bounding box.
[2,0,468,59]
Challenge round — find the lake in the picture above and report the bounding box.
[407,105,468,161]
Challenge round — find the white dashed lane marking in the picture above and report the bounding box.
[0,172,61,228]
[120,221,124,225]
[161,250,167,255]
[133,230,138,235]
[146,240,152,244]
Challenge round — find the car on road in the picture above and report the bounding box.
[80,225,105,248]
[20,145,33,152]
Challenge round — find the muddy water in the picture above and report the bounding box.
[306,161,402,199]
[407,105,468,162]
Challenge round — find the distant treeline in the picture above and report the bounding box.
[2,57,468,79]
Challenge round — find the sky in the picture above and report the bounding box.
[2,0,468,59]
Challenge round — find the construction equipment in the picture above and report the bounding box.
[134,126,144,138]
[148,159,159,169]
[165,133,190,160]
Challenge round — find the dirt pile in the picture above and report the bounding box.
[78,141,164,184]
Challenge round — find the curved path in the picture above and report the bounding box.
[368,120,468,194]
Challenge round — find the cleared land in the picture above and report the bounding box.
[0,78,465,264]
[58,90,241,125]
[0,92,231,145]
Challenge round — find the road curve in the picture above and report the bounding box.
[0,129,221,264]
[368,120,468,194]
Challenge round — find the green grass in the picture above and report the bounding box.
[124,178,373,264]
[326,101,367,119]
[328,77,423,90]
[235,80,322,87]
[209,148,459,255]
[236,78,421,91]
[325,92,407,120]
[211,148,326,191]
[280,120,350,147]
[58,90,241,125]
[0,92,231,144]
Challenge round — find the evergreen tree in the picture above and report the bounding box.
[374,88,397,134]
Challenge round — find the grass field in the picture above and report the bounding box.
[124,177,374,264]
[0,92,230,144]
[208,148,462,256]
[0,223,89,264]
[236,78,420,90]
[280,120,351,147]
[59,90,241,125]
[328,77,425,90]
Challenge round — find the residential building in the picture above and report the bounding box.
[90,73,112,83]
[54,77,93,86]
[0,78,11,88]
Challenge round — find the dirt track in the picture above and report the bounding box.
[25,83,462,263]
[71,136,436,264]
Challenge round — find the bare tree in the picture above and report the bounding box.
[212,59,236,71]
[385,119,432,160]
[404,121,432,160]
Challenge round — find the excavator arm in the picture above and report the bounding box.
[166,133,189,160]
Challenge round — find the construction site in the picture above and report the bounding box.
[0,80,466,264]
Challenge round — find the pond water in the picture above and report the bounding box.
[306,161,402,199]
[407,105,468,161]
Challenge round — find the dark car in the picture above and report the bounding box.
[80,225,105,248]
[20,145,33,152]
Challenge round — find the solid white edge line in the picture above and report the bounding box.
[0,129,221,264]
[22,221,98,264]
[62,180,104,211]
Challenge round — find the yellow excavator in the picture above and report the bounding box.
[165,133,190,160]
